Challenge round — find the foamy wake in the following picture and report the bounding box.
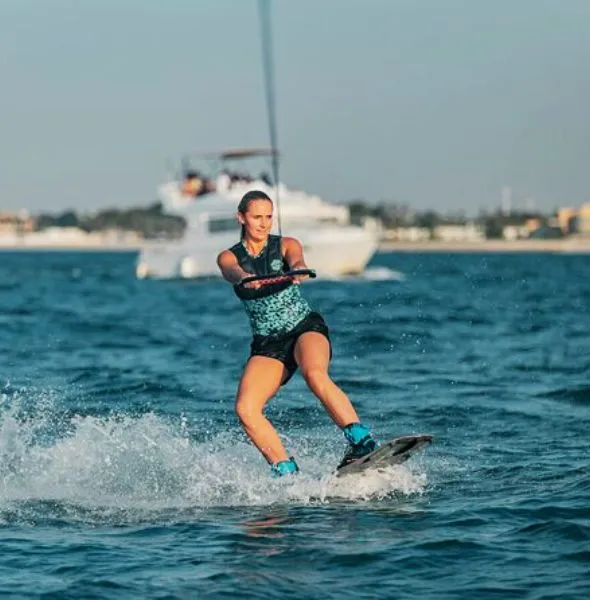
[0,393,426,522]
[361,267,406,281]
[320,267,406,282]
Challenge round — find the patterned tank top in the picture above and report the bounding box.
[230,235,312,337]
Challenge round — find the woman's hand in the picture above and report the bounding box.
[240,274,294,289]
[241,279,263,289]
[291,272,310,284]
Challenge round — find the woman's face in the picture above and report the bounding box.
[239,199,273,241]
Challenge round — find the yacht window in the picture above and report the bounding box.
[208,218,239,233]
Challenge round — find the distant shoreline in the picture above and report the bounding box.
[2,238,590,254]
[378,238,590,253]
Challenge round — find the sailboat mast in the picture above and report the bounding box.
[258,0,282,235]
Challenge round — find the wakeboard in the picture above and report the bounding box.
[335,434,433,477]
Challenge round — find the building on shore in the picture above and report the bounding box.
[381,226,431,243]
[555,202,590,235]
[433,223,485,242]
[575,203,590,234]
[557,207,578,234]
[0,211,35,236]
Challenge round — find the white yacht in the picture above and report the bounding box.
[136,151,379,280]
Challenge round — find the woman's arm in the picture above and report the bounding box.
[282,237,310,282]
[282,237,307,270]
[217,250,251,285]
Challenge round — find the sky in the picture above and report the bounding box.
[1,0,589,215]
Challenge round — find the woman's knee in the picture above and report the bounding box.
[235,396,262,425]
[301,366,329,390]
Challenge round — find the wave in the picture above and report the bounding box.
[0,395,426,524]
[320,267,406,282]
[543,385,590,405]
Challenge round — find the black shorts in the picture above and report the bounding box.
[249,311,331,385]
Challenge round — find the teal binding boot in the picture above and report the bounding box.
[338,423,379,470]
[270,457,300,477]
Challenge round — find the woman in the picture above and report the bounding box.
[217,190,378,477]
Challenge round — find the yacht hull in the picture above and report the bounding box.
[136,226,378,280]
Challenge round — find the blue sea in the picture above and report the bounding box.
[1,250,589,599]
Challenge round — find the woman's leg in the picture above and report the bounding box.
[293,332,360,427]
[235,355,290,465]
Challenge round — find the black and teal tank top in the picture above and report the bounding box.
[230,235,312,337]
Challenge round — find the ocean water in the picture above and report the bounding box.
[1,250,589,599]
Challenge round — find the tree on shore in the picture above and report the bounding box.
[35,203,186,239]
[346,199,552,236]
